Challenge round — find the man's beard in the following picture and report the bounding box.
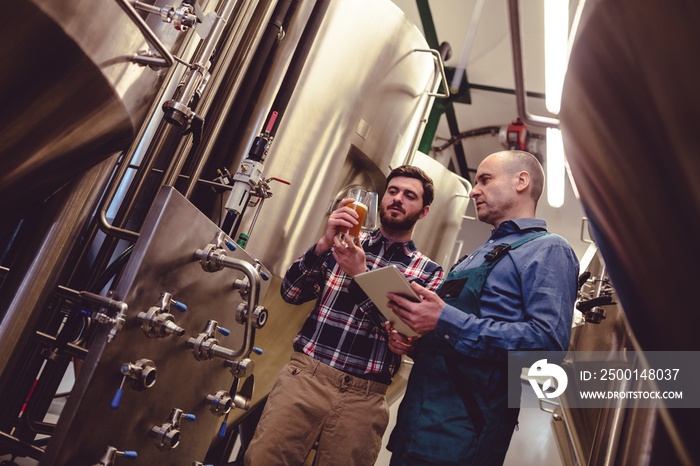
[379,204,422,231]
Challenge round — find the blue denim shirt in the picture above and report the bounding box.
[435,218,580,360]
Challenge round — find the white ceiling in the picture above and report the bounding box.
[390,0,589,258]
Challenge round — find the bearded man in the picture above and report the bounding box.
[244,165,444,466]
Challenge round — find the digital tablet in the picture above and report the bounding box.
[353,265,421,337]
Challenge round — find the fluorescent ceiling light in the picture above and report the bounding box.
[546,127,565,208]
[450,0,487,93]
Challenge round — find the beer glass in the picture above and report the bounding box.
[344,188,377,238]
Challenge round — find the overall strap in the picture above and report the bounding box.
[440,230,548,437]
[483,230,548,264]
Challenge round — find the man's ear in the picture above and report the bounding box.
[515,171,530,194]
[418,205,430,220]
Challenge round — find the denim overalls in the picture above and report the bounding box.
[388,232,547,466]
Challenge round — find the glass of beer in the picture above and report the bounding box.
[344,188,376,238]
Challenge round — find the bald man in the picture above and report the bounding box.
[385,151,579,466]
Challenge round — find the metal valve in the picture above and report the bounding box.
[196,243,228,272]
[150,408,196,451]
[77,291,128,343]
[111,359,157,409]
[132,1,198,31]
[225,358,255,379]
[137,292,187,338]
[186,320,233,361]
[254,260,270,281]
[252,305,268,329]
[232,277,250,296]
[93,445,138,466]
[193,235,266,360]
[236,303,268,329]
[235,303,247,325]
[207,389,234,440]
[233,263,268,297]
[196,232,238,272]
[206,390,233,416]
[161,3,198,31]
[122,359,157,389]
[233,374,255,411]
[576,271,616,325]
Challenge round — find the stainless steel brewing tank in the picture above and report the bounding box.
[227,0,468,418]
[238,0,440,276]
[561,0,700,352]
[41,187,272,466]
[410,152,471,269]
[0,0,187,219]
[561,0,700,462]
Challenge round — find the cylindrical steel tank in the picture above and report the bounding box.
[225,0,469,421]
[561,0,700,463]
[0,0,189,221]
[0,0,470,463]
[237,0,446,275]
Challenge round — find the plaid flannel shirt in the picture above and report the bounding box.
[281,229,444,384]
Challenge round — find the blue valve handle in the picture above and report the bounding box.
[218,420,228,438]
[184,413,196,422]
[122,451,138,459]
[225,240,237,251]
[252,347,263,355]
[259,270,270,281]
[217,326,231,337]
[111,388,123,410]
[172,300,187,312]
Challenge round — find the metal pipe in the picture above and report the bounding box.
[182,0,295,200]
[96,0,255,240]
[405,48,449,166]
[97,122,186,243]
[588,378,629,466]
[263,0,330,137]
[0,430,45,460]
[184,0,281,198]
[507,0,559,129]
[94,67,183,244]
[217,0,329,239]
[432,126,501,152]
[413,48,450,98]
[114,0,175,68]
[161,0,243,187]
[193,250,261,358]
[0,156,119,422]
[164,0,240,122]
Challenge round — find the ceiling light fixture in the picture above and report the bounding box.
[450,0,487,94]
[546,127,565,208]
[544,0,569,208]
[544,0,569,114]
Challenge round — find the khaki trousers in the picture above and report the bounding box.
[244,352,390,466]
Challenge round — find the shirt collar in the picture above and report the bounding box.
[367,228,417,255]
[490,218,548,239]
